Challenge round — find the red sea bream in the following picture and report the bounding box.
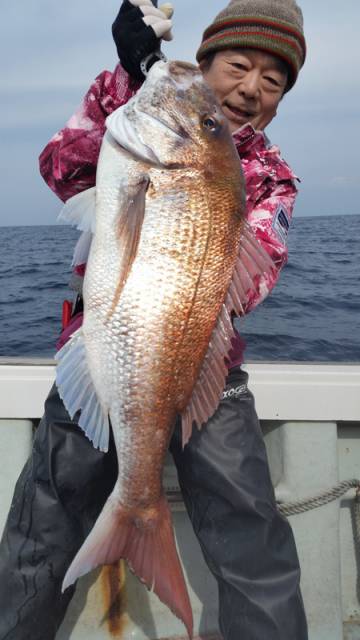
[55,60,274,637]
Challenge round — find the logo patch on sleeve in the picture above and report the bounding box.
[272,204,290,244]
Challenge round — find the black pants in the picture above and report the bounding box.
[0,369,308,640]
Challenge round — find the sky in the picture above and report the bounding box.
[1,0,359,226]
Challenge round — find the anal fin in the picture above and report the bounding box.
[55,329,110,452]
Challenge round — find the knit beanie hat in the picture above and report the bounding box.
[196,0,306,91]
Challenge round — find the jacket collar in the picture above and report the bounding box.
[232,123,270,152]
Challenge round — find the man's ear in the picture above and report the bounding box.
[198,60,206,73]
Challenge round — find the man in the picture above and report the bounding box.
[0,1,308,638]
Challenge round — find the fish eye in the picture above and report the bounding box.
[202,115,218,132]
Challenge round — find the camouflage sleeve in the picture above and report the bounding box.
[39,64,141,203]
[243,176,298,313]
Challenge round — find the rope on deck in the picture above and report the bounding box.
[277,479,360,516]
[278,480,360,598]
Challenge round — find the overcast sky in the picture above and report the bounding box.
[1,0,359,226]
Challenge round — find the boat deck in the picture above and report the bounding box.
[1,360,359,639]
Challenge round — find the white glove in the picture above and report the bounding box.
[129,0,174,41]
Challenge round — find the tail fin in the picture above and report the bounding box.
[62,494,193,639]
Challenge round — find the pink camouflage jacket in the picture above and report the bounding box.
[39,63,299,367]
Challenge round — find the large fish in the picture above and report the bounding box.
[56,60,274,637]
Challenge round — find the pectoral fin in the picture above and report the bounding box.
[108,177,149,316]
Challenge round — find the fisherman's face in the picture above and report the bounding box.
[200,49,288,133]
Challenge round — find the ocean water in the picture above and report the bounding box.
[0,215,359,361]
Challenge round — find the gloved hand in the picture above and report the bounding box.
[112,0,174,82]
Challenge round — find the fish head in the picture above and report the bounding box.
[106,60,243,174]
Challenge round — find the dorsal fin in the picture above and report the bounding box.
[181,223,276,447]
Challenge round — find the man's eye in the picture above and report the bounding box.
[264,76,281,87]
[232,63,247,71]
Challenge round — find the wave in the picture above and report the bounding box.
[0,217,359,361]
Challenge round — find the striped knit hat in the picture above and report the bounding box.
[196,0,306,91]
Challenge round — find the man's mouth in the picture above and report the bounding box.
[223,102,255,121]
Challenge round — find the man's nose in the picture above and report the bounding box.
[237,70,260,98]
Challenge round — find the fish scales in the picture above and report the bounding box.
[102,170,239,492]
[56,60,264,638]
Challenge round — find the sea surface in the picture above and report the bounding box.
[0,215,359,361]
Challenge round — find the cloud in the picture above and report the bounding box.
[1,0,360,224]
[329,176,360,188]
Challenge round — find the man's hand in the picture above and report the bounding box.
[112,0,174,82]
